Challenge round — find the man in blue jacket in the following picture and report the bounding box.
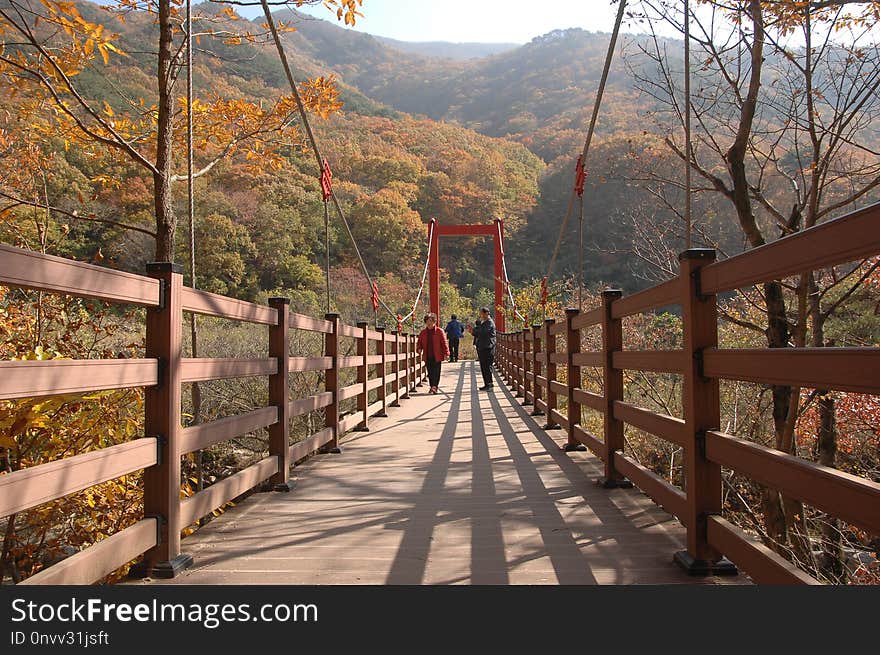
[444,314,464,362]
[470,307,496,390]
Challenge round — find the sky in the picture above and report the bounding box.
[244,0,635,44]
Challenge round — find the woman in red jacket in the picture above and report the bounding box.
[417,312,450,394]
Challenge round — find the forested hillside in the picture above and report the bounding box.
[2,0,879,587]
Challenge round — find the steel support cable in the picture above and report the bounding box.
[185,0,205,503]
[684,0,693,249]
[496,219,526,324]
[259,0,400,319]
[544,0,628,306]
[399,219,435,324]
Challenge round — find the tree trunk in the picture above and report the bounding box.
[811,279,843,580]
[722,0,794,553]
[154,0,176,262]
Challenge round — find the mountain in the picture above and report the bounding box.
[374,36,520,60]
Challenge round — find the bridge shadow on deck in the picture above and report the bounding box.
[141,362,741,585]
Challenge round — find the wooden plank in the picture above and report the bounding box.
[707,516,819,585]
[548,321,566,336]
[367,355,384,365]
[290,313,333,333]
[0,359,158,400]
[706,431,880,536]
[0,438,158,517]
[338,383,362,402]
[181,287,277,325]
[181,407,278,454]
[572,425,606,461]
[701,201,880,295]
[367,378,384,391]
[613,452,687,523]
[289,427,334,462]
[571,306,603,329]
[338,323,362,338]
[573,388,604,412]
[549,380,567,396]
[0,243,161,306]
[181,358,277,383]
[338,413,362,433]
[572,351,602,368]
[612,350,684,373]
[289,356,332,372]
[613,401,687,447]
[611,278,679,318]
[549,409,568,430]
[289,391,334,417]
[535,398,547,413]
[179,456,278,527]
[338,356,362,369]
[549,352,567,364]
[367,400,384,417]
[703,347,880,394]
[535,375,549,388]
[20,519,158,586]
[365,329,383,341]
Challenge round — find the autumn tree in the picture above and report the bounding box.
[0,0,359,261]
[627,0,880,577]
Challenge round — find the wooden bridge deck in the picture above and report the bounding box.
[141,362,744,585]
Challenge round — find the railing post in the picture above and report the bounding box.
[513,332,523,397]
[599,289,631,487]
[390,330,401,406]
[523,327,535,405]
[355,321,369,431]
[543,318,560,430]
[322,313,342,454]
[268,297,293,491]
[402,333,411,399]
[675,249,736,575]
[416,331,424,387]
[563,308,586,452]
[139,262,192,578]
[531,324,544,416]
[409,334,417,393]
[376,327,388,417]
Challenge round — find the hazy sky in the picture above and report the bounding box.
[254,0,635,44]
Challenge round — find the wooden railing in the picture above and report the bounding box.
[497,201,880,585]
[0,250,425,583]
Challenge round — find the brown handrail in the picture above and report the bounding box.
[497,201,880,584]
[0,244,426,584]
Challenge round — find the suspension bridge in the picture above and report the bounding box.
[1,0,879,586]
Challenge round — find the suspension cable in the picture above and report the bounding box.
[684,0,693,249]
[496,219,526,326]
[398,219,435,324]
[544,0,628,305]
[259,0,400,319]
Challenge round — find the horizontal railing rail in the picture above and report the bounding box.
[498,201,880,584]
[0,246,426,584]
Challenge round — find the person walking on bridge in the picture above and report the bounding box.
[470,307,496,391]
[444,314,464,362]
[417,312,449,394]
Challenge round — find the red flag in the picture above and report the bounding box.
[320,158,333,201]
[574,155,586,198]
[371,283,379,312]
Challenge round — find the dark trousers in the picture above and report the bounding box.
[448,338,459,361]
[477,348,494,387]
[426,358,442,387]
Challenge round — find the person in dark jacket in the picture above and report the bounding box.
[444,314,464,362]
[417,312,450,394]
[470,307,496,390]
